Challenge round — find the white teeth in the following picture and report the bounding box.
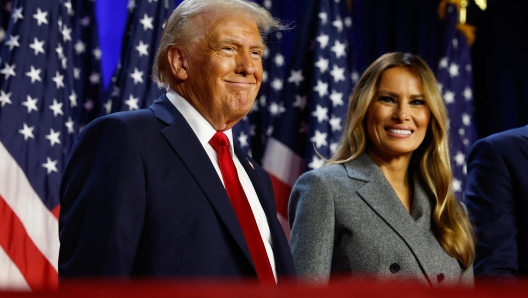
[388,129,412,135]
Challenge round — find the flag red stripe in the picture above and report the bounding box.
[51,204,60,220]
[0,195,58,290]
[0,142,60,272]
[268,174,292,220]
[269,174,292,239]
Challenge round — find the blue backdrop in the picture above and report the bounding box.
[95,0,528,138]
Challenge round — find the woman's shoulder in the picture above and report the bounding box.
[291,163,354,203]
[299,163,347,180]
[294,154,380,189]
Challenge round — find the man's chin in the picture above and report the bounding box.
[230,109,251,121]
[231,96,256,113]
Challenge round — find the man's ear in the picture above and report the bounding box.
[167,45,188,81]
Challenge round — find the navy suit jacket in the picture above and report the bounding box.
[59,95,295,281]
[465,125,528,279]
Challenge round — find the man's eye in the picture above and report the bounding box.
[251,52,262,59]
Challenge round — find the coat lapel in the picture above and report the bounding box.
[149,96,254,269]
[345,154,437,284]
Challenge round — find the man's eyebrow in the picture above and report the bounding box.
[217,39,266,49]
[252,42,267,50]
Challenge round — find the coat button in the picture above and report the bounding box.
[437,273,444,283]
[389,263,400,273]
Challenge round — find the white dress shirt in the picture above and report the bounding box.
[166,89,277,282]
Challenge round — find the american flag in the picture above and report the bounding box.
[71,0,103,128]
[103,0,174,115]
[0,0,100,290]
[436,3,477,200]
[232,0,288,160]
[260,0,356,232]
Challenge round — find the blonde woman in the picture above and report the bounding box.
[289,52,474,286]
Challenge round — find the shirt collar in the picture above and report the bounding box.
[166,88,234,152]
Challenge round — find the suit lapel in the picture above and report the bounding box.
[234,146,273,215]
[346,154,436,283]
[235,146,294,280]
[150,96,254,269]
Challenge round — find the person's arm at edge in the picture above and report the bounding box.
[465,138,518,281]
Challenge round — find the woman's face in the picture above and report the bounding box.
[365,66,431,161]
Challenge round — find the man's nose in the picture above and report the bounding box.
[235,51,255,75]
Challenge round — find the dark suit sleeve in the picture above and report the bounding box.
[465,138,518,279]
[59,116,146,277]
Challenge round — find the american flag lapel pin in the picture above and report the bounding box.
[246,158,255,170]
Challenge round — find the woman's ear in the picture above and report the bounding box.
[167,45,188,81]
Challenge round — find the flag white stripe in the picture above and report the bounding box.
[0,142,59,272]
[0,245,30,291]
[262,137,304,187]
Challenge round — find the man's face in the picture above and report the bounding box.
[179,14,265,131]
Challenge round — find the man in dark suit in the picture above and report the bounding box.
[465,124,528,281]
[59,0,295,284]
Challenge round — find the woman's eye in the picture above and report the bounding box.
[379,96,394,103]
[411,99,426,105]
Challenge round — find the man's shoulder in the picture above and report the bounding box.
[473,125,528,153]
[482,125,528,145]
[86,94,171,128]
[86,108,156,130]
[469,125,528,165]
[106,108,155,122]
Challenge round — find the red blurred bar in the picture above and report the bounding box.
[2,277,528,297]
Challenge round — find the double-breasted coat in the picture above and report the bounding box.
[289,153,472,286]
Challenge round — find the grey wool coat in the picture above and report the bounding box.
[289,153,473,287]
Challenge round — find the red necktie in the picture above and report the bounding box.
[209,131,275,285]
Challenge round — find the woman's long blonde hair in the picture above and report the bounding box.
[330,52,475,270]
